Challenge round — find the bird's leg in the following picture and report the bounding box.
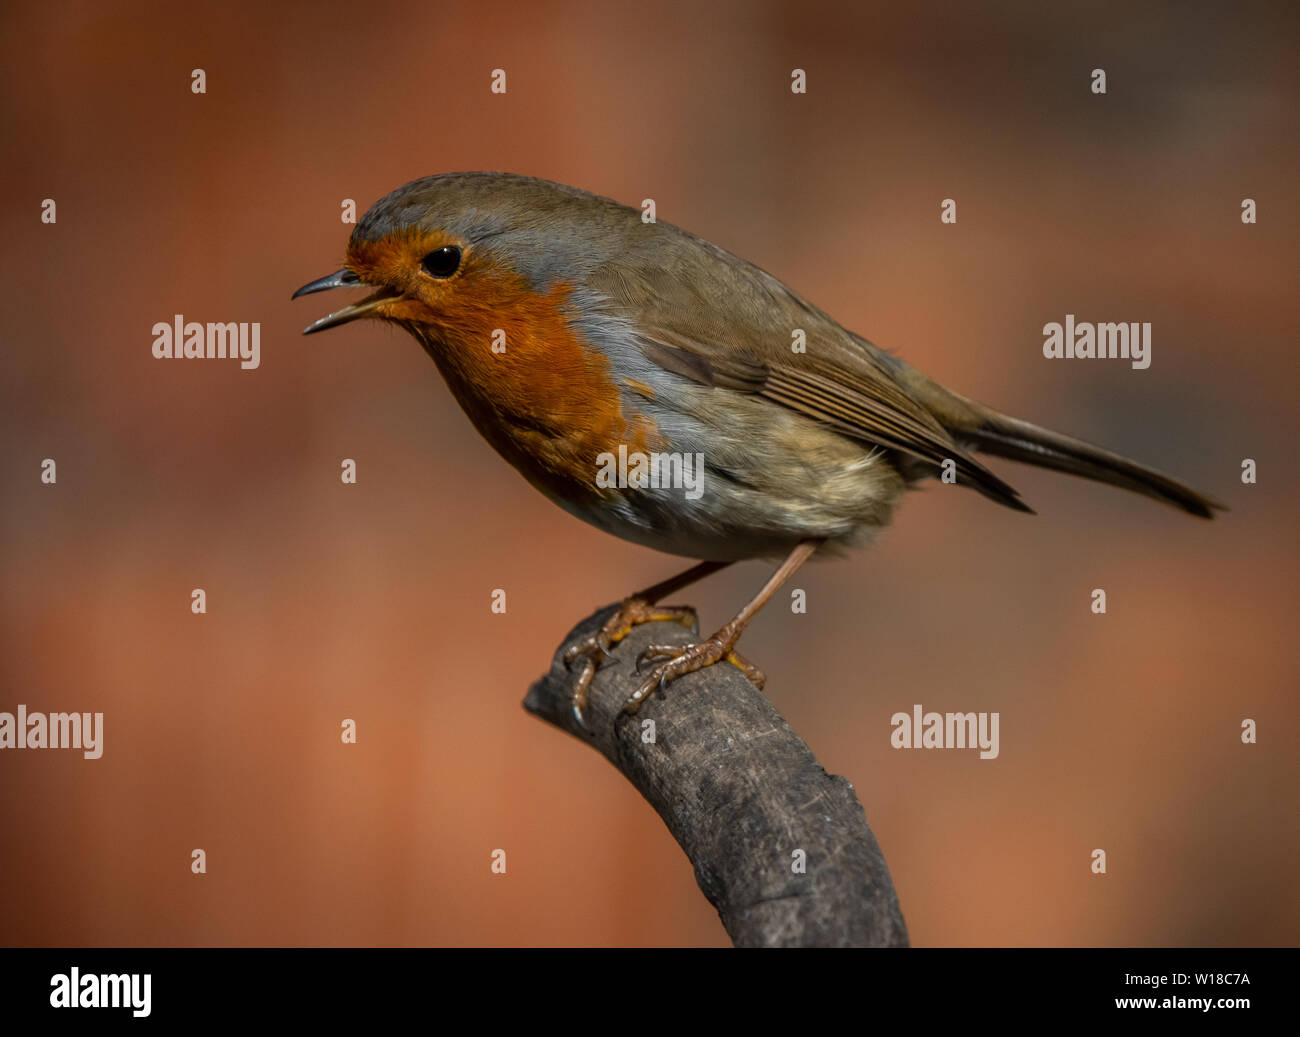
[564,559,731,727]
[625,538,824,716]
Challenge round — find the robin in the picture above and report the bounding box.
[294,172,1222,727]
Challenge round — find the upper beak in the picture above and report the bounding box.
[292,269,397,335]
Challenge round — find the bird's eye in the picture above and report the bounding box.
[421,246,462,279]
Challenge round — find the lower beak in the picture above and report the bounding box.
[292,269,398,335]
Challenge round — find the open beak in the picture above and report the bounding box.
[292,269,398,335]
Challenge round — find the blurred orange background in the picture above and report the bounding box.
[1,0,1296,946]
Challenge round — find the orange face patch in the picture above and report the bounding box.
[345,229,662,501]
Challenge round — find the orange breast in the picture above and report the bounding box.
[387,266,661,504]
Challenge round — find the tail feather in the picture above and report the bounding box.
[962,411,1224,518]
[899,371,1225,519]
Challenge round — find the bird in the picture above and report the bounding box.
[294,172,1223,727]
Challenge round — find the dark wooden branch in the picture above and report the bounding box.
[524,604,909,948]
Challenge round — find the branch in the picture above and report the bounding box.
[524,603,909,948]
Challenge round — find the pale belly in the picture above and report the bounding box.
[530,389,910,562]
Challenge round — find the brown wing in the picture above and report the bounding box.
[594,245,1031,513]
[638,331,1030,512]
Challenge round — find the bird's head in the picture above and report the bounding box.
[293,172,624,347]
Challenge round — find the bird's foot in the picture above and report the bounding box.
[623,621,766,715]
[563,597,698,728]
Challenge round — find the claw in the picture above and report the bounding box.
[621,627,765,716]
[568,656,596,727]
[636,643,683,672]
[562,595,716,724]
[571,698,589,730]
